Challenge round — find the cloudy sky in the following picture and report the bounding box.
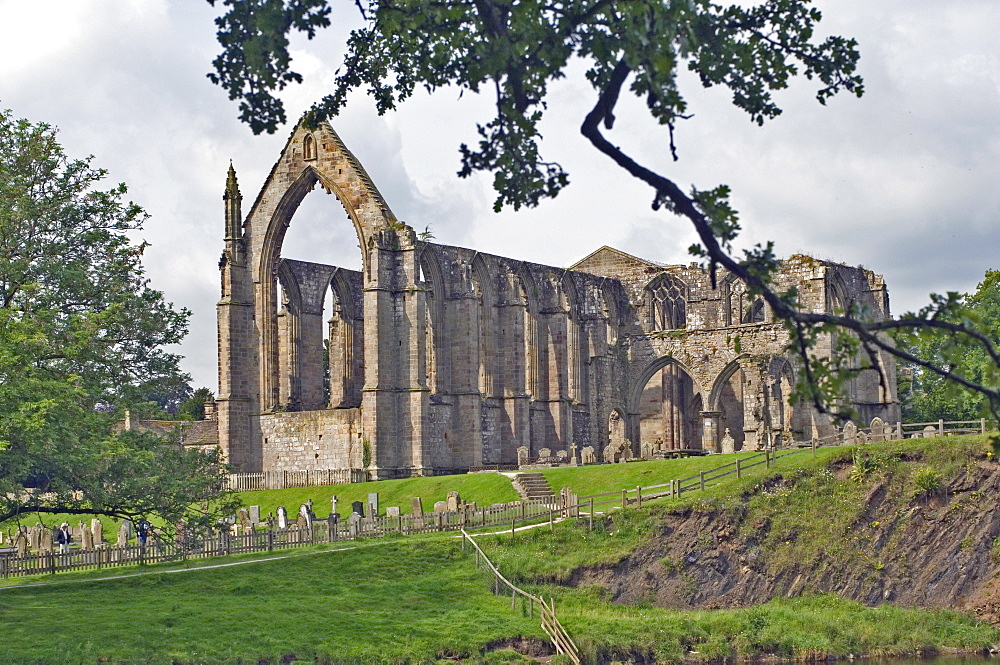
[1,0,998,391]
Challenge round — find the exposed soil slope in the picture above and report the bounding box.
[569,448,1000,623]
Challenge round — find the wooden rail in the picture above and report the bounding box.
[460,529,581,665]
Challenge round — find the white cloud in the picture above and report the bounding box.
[1,0,998,390]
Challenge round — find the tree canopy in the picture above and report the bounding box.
[206,0,1000,421]
[0,108,234,527]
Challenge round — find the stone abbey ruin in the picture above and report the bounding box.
[215,120,899,478]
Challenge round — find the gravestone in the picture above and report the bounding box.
[446,491,461,512]
[433,500,448,513]
[299,503,313,526]
[248,505,261,524]
[569,444,578,466]
[40,528,53,553]
[620,440,633,462]
[28,524,41,551]
[842,421,858,446]
[13,527,28,557]
[116,522,130,547]
[721,428,736,455]
[82,525,94,550]
[367,492,379,517]
[347,512,361,538]
[296,511,307,528]
[602,443,616,464]
[538,447,552,460]
[924,425,938,438]
[91,519,103,545]
[276,505,288,529]
[411,497,424,517]
[556,450,568,463]
[640,441,653,460]
[351,501,365,518]
[581,446,596,465]
[386,506,400,517]
[857,431,869,445]
[516,446,529,466]
[238,508,250,526]
[870,417,886,442]
[330,495,339,518]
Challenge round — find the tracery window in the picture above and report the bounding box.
[647,274,687,330]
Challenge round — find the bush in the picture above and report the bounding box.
[913,466,943,496]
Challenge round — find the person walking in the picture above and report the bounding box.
[56,523,72,554]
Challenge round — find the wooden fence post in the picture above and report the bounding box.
[982,418,987,435]
[589,498,594,531]
[636,486,642,508]
[699,471,705,491]
[621,489,627,509]
[939,419,945,437]
[736,458,741,479]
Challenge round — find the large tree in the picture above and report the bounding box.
[0,108,234,526]
[206,0,1000,420]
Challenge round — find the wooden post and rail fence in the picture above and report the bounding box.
[460,529,581,665]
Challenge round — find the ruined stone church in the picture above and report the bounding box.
[215,120,899,477]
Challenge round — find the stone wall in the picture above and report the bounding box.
[258,409,362,471]
[215,120,899,475]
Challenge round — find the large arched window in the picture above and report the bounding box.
[646,273,687,330]
[723,276,765,325]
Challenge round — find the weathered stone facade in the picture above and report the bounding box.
[216,120,899,477]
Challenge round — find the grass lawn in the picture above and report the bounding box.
[0,539,543,665]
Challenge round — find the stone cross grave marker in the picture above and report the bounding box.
[721,428,736,455]
[330,495,339,518]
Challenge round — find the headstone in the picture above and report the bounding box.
[330,495,339,518]
[82,526,94,550]
[91,519,103,545]
[116,522,130,547]
[923,425,938,438]
[367,492,379,517]
[13,527,28,557]
[410,497,424,517]
[248,505,261,524]
[238,508,250,526]
[621,440,633,462]
[40,528,53,553]
[556,450,568,462]
[386,506,400,517]
[870,417,886,442]
[122,519,133,540]
[581,446,596,465]
[640,441,653,460]
[446,491,461,512]
[538,447,552,460]
[276,505,288,529]
[842,421,858,446]
[297,499,315,528]
[28,524,41,551]
[857,431,869,445]
[351,501,365,518]
[347,512,361,538]
[516,446,530,466]
[721,428,736,455]
[602,443,616,464]
[433,500,448,513]
[569,444,578,466]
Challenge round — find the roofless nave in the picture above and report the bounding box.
[214,120,899,478]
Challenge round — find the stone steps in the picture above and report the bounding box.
[512,472,555,502]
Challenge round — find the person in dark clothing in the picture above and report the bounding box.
[56,523,72,554]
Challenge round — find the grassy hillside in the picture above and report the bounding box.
[3,436,998,664]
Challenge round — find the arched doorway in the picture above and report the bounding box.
[634,359,703,451]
